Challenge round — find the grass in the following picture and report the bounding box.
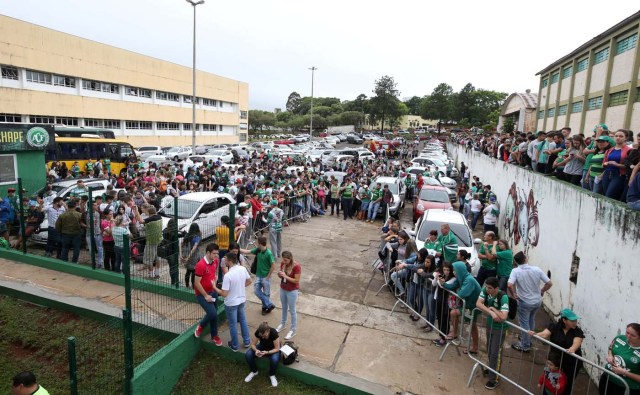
[0,295,170,394]
[172,349,335,395]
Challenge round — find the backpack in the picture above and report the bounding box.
[485,290,518,320]
[281,341,298,365]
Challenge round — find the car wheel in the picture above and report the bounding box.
[174,156,179,161]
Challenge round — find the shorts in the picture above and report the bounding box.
[144,243,159,265]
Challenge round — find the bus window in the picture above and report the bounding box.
[89,143,106,159]
[107,143,119,161]
[119,143,135,161]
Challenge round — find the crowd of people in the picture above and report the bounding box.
[452,125,640,210]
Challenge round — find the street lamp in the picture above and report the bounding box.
[186,0,205,154]
[309,66,317,138]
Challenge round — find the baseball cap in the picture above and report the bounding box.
[489,196,496,202]
[270,199,278,206]
[7,188,16,193]
[596,136,615,145]
[238,202,248,208]
[560,308,579,321]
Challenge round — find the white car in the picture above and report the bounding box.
[165,147,192,161]
[409,209,481,276]
[137,146,163,159]
[205,150,234,163]
[159,192,235,239]
[369,176,405,217]
[323,136,340,146]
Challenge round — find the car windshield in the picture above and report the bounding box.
[370,181,398,194]
[209,150,227,156]
[418,221,472,247]
[419,189,449,203]
[139,147,156,151]
[167,147,181,153]
[160,199,201,219]
[430,158,445,166]
[424,177,441,186]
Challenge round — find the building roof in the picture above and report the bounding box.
[536,10,640,76]
[501,91,539,115]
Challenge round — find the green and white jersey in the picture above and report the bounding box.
[606,335,640,389]
[480,288,509,329]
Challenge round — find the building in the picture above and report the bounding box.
[0,15,249,147]
[364,114,438,131]
[497,90,538,133]
[536,11,639,134]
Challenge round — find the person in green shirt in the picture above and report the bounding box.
[241,236,276,314]
[85,159,94,175]
[103,158,111,175]
[358,185,371,221]
[70,161,81,178]
[329,179,341,217]
[366,183,383,223]
[476,231,498,287]
[422,229,442,255]
[435,223,458,264]
[581,123,608,188]
[476,277,510,390]
[600,323,640,393]
[486,239,513,291]
[0,222,10,249]
[586,135,613,194]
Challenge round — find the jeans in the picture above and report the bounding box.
[580,169,590,189]
[279,289,298,331]
[45,226,62,258]
[591,175,604,194]
[114,246,123,273]
[268,230,282,259]
[254,276,274,309]
[463,203,470,219]
[423,287,436,324]
[628,200,640,210]
[60,233,82,263]
[360,201,370,214]
[602,170,624,200]
[246,344,280,376]
[390,269,409,294]
[196,291,219,337]
[167,253,179,286]
[483,223,497,235]
[470,211,481,230]
[497,276,509,292]
[341,197,352,220]
[226,302,251,350]
[486,326,508,382]
[516,300,541,349]
[367,201,381,220]
[329,197,340,215]
[93,233,104,267]
[476,267,497,288]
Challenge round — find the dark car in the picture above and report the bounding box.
[346,135,363,144]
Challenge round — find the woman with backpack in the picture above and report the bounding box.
[181,223,202,289]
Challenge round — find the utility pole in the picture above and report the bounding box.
[309,66,317,138]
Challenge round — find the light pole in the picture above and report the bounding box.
[309,66,317,138]
[186,0,204,154]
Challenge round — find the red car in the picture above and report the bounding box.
[274,139,294,145]
[413,185,452,222]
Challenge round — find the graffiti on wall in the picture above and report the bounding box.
[502,182,540,252]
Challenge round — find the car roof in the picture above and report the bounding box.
[419,185,449,192]
[374,176,399,183]
[51,178,107,187]
[422,209,466,224]
[178,192,234,203]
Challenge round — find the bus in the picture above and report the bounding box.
[53,126,116,139]
[45,137,136,176]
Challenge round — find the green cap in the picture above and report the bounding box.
[596,135,615,145]
[560,308,579,321]
[270,199,278,206]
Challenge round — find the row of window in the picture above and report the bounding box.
[541,33,638,88]
[1,65,232,108]
[537,88,640,119]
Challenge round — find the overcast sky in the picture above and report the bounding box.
[2,1,638,111]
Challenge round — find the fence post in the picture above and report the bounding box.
[123,234,131,312]
[67,336,78,395]
[229,203,236,243]
[88,189,96,269]
[17,178,27,254]
[122,234,133,395]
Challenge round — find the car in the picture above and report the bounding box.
[205,149,234,163]
[369,176,405,217]
[272,144,293,153]
[30,179,123,245]
[274,139,294,145]
[158,192,235,239]
[357,151,375,162]
[322,171,348,185]
[409,209,481,276]
[229,146,250,161]
[413,185,453,222]
[194,145,209,155]
[165,146,192,161]
[322,136,340,146]
[137,146,163,159]
[336,134,348,142]
[397,130,409,135]
[346,135,364,144]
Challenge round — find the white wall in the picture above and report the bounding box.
[448,142,640,365]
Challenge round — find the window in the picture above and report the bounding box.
[83,79,119,94]
[571,101,583,113]
[53,75,76,88]
[588,96,603,110]
[156,122,179,130]
[239,133,247,142]
[125,86,151,98]
[202,124,217,131]
[202,98,217,107]
[183,96,199,104]
[104,119,121,129]
[609,90,628,107]
[240,111,248,119]
[616,34,638,55]
[0,154,18,185]
[0,113,21,123]
[85,118,103,127]
[576,58,589,72]
[125,121,152,129]
[155,91,179,102]
[30,115,55,124]
[558,105,568,116]
[1,66,18,80]
[219,101,225,108]
[550,73,559,84]
[56,117,79,126]
[562,66,572,79]
[183,123,200,131]
[26,70,52,84]
[541,78,548,88]
[538,110,544,119]
[240,123,248,130]
[594,47,609,64]
[547,108,556,117]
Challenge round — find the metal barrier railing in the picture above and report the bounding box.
[465,307,630,395]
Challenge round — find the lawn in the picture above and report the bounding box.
[172,349,335,395]
[0,295,170,394]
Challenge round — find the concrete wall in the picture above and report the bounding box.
[448,142,640,365]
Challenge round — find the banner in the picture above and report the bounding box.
[0,124,55,152]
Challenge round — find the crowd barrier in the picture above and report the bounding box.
[462,308,630,394]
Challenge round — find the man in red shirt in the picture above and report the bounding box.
[193,243,222,346]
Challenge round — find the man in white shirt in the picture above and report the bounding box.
[482,196,499,234]
[213,252,252,351]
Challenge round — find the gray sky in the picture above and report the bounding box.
[2,1,638,111]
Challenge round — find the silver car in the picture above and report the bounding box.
[369,176,405,216]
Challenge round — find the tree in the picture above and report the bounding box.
[501,116,515,133]
[454,83,476,122]
[420,83,454,121]
[339,111,365,127]
[369,75,401,131]
[247,110,275,133]
[312,106,334,118]
[404,96,423,116]
[286,92,302,113]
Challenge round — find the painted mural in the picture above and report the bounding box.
[502,182,540,252]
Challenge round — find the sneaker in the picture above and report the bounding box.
[285,330,295,340]
[269,375,278,387]
[244,371,258,383]
[243,342,251,349]
[485,380,499,390]
[276,324,285,333]
[211,335,222,346]
[194,325,203,338]
[227,341,238,352]
[434,339,447,347]
[511,343,530,353]
[266,305,275,314]
[261,307,268,316]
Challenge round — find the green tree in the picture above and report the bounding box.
[312,106,334,118]
[501,116,515,133]
[369,75,401,131]
[340,111,365,127]
[454,83,476,122]
[420,83,454,121]
[248,110,276,132]
[404,96,423,116]
[286,92,302,113]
